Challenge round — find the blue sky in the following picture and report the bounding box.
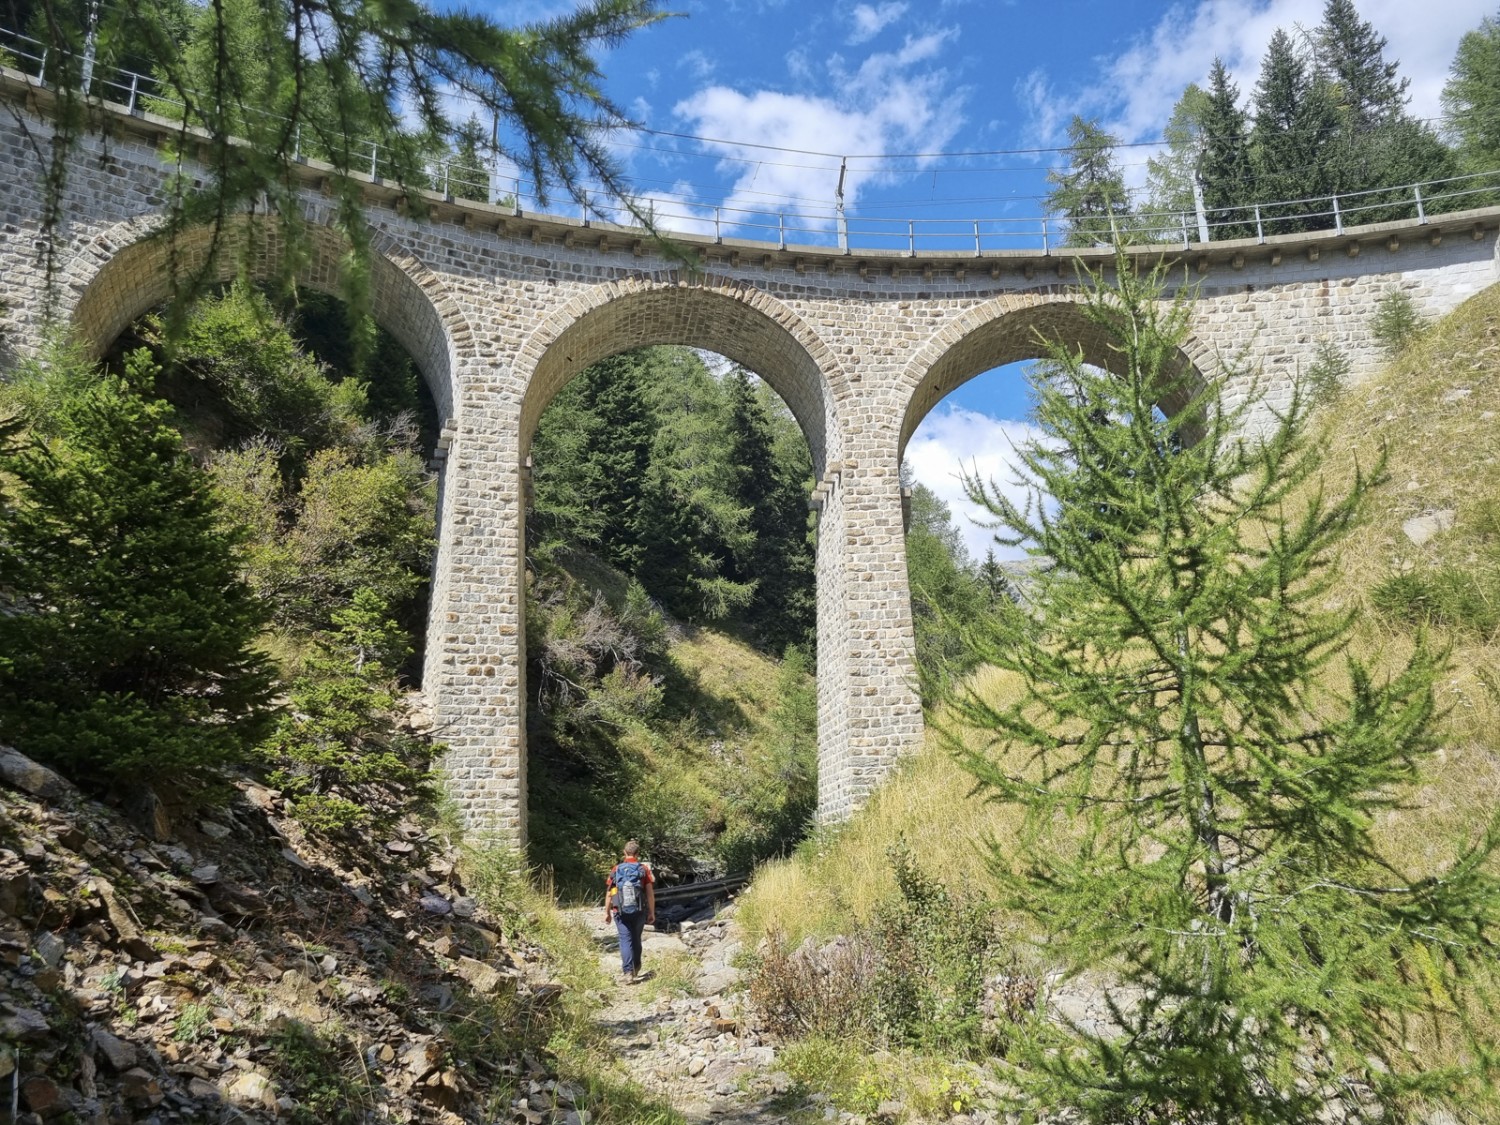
[505,0,1490,556]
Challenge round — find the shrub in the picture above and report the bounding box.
[865,842,1000,1051]
[748,929,877,1040]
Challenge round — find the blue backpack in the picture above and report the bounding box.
[613,861,644,915]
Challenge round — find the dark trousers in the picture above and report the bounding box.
[614,909,647,975]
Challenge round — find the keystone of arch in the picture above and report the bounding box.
[894,290,1210,462]
[57,214,467,423]
[515,273,846,477]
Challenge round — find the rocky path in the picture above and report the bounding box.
[573,906,803,1125]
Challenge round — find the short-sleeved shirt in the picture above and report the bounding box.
[607,858,654,907]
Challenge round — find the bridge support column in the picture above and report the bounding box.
[814,457,924,823]
[423,403,529,845]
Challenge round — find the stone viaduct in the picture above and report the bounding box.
[2,72,1499,844]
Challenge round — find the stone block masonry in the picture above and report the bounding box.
[1,72,1496,845]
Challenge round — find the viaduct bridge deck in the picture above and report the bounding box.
[2,67,1498,842]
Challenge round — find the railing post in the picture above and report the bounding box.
[581,186,589,226]
[1042,218,1050,256]
[441,160,449,199]
[714,206,722,244]
[778,212,785,251]
[974,219,981,257]
[1255,205,1264,244]
[369,140,378,180]
[1415,183,1426,224]
[1180,211,1188,248]
[1332,194,1343,236]
[293,123,301,162]
[907,220,915,257]
[37,47,47,83]
[512,178,521,216]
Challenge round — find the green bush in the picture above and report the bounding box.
[866,842,999,1051]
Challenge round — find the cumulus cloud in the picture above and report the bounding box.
[671,28,965,238]
[905,405,1044,563]
[848,2,908,45]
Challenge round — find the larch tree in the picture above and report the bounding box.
[947,253,1500,1123]
[1046,116,1132,247]
[1443,13,1500,173]
[1145,82,1212,220]
[6,0,666,324]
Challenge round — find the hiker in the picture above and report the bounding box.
[604,840,656,983]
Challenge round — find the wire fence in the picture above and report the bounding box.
[3,22,1497,257]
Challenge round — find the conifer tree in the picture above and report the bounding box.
[723,368,815,651]
[0,358,275,784]
[13,0,666,313]
[1251,29,1342,231]
[1145,83,1212,220]
[1313,0,1454,216]
[1199,59,1256,239]
[1046,116,1132,247]
[1316,0,1408,129]
[1443,14,1500,173]
[949,254,1500,1123]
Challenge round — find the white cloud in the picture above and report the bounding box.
[848,2,908,45]
[679,49,716,81]
[1024,0,1493,191]
[905,405,1044,562]
[672,29,965,237]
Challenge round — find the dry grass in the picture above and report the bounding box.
[743,283,1500,1005]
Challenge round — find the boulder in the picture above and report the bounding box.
[0,745,72,800]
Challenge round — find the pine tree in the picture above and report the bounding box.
[1199,59,1256,239]
[1251,29,1343,232]
[0,357,276,784]
[1316,0,1408,131]
[723,368,815,651]
[1046,116,1132,247]
[948,254,1500,1122]
[1313,0,1454,217]
[1443,14,1500,173]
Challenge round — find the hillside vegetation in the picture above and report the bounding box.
[742,281,1500,944]
[736,277,1500,1121]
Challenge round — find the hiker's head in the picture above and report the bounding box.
[624,840,641,858]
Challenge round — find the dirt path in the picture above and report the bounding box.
[572,906,805,1124]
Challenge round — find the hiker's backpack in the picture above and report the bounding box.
[614,861,644,915]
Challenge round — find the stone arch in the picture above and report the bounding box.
[896,291,1210,461]
[60,215,464,422]
[517,274,842,476]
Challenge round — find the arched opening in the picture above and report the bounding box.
[518,287,836,897]
[896,297,1209,694]
[68,217,458,425]
[65,220,458,692]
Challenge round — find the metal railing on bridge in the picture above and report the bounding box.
[3,22,1496,257]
